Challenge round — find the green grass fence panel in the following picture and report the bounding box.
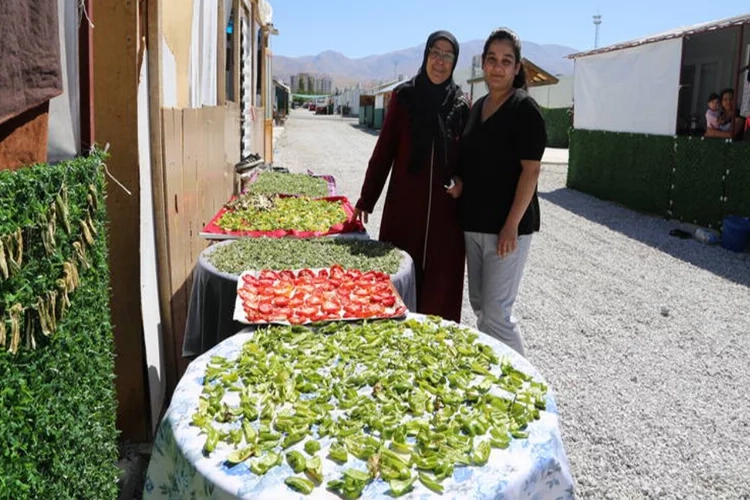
[0,150,119,499]
[723,141,750,221]
[541,107,571,148]
[672,137,727,228]
[567,130,672,216]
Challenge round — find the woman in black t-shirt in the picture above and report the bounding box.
[450,28,547,355]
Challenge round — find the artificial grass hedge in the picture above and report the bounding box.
[568,129,750,227]
[0,149,119,499]
[567,129,673,216]
[672,137,727,228]
[541,107,571,148]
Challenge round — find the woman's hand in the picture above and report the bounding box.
[446,177,463,199]
[351,207,369,224]
[497,223,518,258]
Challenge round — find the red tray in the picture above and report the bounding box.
[200,195,365,239]
[232,267,408,325]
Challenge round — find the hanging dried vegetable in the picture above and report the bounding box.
[0,239,8,280]
[25,312,36,350]
[73,241,90,270]
[0,316,6,348]
[55,184,72,234]
[80,219,95,247]
[56,279,70,321]
[8,304,23,354]
[88,183,99,210]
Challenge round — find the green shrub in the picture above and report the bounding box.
[541,107,571,148]
[0,149,119,499]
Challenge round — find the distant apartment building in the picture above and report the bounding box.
[290,73,332,95]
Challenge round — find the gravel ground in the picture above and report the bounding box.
[273,109,750,500]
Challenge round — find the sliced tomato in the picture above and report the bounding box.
[274,269,292,279]
[343,303,363,316]
[272,296,290,307]
[317,268,329,278]
[311,310,328,322]
[258,270,278,280]
[322,301,341,314]
[380,295,396,307]
[345,269,362,280]
[258,303,273,315]
[297,305,318,317]
[305,295,322,307]
[242,275,258,285]
[393,305,407,316]
[289,296,305,308]
[366,303,385,316]
[350,295,369,306]
[330,264,345,279]
[288,315,306,325]
[353,287,371,297]
[297,268,315,279]
[273,282,294,297]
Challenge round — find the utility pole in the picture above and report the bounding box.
[593,14,602,49]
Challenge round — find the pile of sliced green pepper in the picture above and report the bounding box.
[218,196,348,233]
[191,317,548,498]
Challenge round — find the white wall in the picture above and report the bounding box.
[574,38,683,135]
[137,50,166,432]
[47,0,80,162]
[528,76,574,108]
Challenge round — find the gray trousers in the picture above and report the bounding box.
[464,232,532,355]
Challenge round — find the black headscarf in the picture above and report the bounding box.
[396,30,465,174]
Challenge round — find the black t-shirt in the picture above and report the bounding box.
[458,89,547,235]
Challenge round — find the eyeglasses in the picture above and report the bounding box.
[428,48,455,64]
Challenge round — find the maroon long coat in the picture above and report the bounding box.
[356,90,469,322]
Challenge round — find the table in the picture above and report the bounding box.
[146,314,575,499]
[182,241,417,357]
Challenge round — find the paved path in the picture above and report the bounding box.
[273,109,750,499]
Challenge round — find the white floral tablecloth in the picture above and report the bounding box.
[145,315,575,500]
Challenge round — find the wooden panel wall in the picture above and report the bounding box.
[93,0,150,442]
[161,102,239,378]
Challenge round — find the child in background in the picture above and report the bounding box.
[705,93,725,131]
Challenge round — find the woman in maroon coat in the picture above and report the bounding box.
[352,30,470,322]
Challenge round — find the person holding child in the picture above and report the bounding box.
[705,88,745,140]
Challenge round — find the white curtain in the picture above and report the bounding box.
[573,38,683,136]
[48,0,80,161]
[189,0,218,108]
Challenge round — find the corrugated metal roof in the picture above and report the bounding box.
[570,12,750,59]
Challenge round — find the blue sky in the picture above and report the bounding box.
[268,1,749,58]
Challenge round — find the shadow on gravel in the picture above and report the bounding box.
[539,187,750,289]
[348,123,381,137]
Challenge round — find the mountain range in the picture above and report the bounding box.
[273,40,578,89]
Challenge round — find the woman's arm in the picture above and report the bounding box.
[498,160,541,256]
[498,96,546,257]
[355,92,403,217]
[704,127,733,139]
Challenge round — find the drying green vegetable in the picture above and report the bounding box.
[247,171,329,198]
[217,196,347,233]
[285,476,315,494]
[192,317,548,496]
[207,237,402,275]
